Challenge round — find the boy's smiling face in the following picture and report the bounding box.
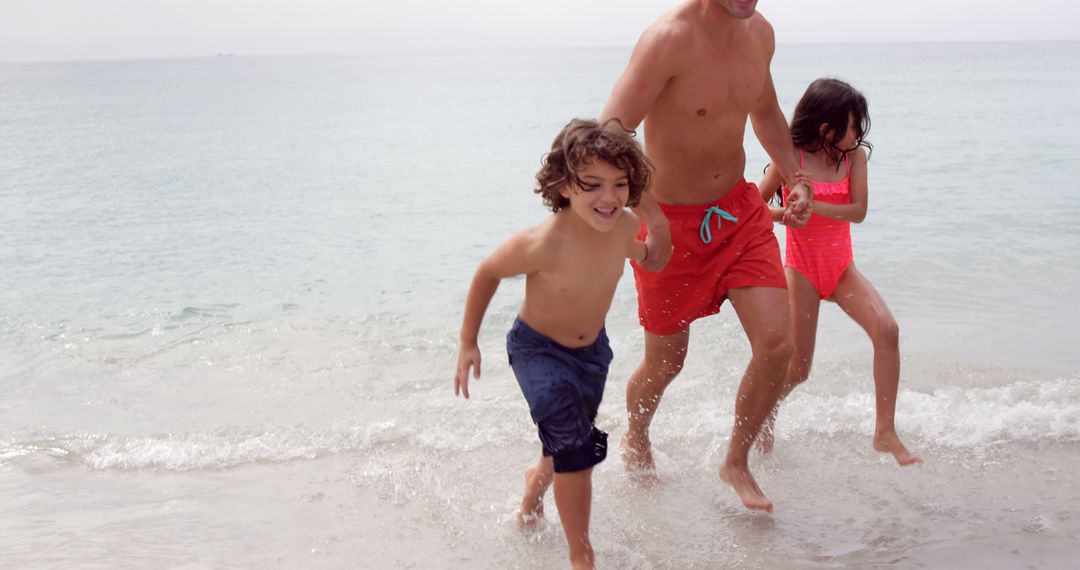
[560,158,630,232]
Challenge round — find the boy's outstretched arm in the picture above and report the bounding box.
[455,228,546,399]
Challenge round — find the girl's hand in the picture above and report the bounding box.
[455,344,482,399]
[784,181,813,227]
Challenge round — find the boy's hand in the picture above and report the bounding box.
[455,344,482,399]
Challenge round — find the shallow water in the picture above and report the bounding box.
[2,42,1079,568]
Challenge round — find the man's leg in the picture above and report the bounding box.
[759,268,822,453]
[721,286,793,511]
[622,327,690,475]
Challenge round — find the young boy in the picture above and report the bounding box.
[454,118,651,570]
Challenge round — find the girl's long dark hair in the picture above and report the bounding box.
[790,77,872,164]
[769,78,872,204]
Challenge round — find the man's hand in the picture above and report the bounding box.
[783,179,813,228]
[454,344,481,399]
[640,225,673,272]
[630,193,673,272]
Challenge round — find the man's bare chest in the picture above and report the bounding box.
[666,55,769,116]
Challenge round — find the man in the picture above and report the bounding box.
[602,0,811,512]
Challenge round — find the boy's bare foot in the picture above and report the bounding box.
[517,465,548,529]
[719,463,774,512]
[620,433,659,482]
[873,430,922,466]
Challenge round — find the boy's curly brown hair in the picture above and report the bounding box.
[534,118,652,213]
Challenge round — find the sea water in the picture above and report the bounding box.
[1,42,1078,568]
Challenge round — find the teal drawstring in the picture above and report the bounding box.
[699,206,738,244]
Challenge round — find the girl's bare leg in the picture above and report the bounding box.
[832,263,921,466]
[759,268,822,453]
[518,453,554,528]
[553,467,595,570]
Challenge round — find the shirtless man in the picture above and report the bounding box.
[602,0,812,512]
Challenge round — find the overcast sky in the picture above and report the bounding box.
[1,0,1077,62]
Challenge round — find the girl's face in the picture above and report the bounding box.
[836,112,858,150]
[821,112,858,151]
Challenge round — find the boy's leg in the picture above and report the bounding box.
[552,467,594,570]
[832,263,921,466]
[722,285,793,512]
[519,453,554,528]
[759,268,822,453]
[623,327,691,474]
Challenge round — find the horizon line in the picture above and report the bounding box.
[1,38,1076,66]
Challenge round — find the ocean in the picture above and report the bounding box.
[1,41,1078,568]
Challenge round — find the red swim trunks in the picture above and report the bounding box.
[632,179,786,336]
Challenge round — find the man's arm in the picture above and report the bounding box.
[748,24,812,227]
[624,193,670,271]
[749,76,798,183]
[600,24,686,271]
[600,23,683,130]
[749,72,811,226]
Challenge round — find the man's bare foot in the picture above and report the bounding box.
[719,463,773,512]
[570,559,595,570]
[516,465,548,529]
[756,416,776,454]
[622,433,652,475]
[873,430,922,466]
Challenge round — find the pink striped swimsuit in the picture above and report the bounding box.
[782,151,853,299]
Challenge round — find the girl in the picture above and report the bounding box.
[758,78,920,466]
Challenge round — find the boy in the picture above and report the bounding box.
[454,118,651,570]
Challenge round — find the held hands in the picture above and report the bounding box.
[454,343,481,399]
[639,226,674,272]
[783,172,813,228]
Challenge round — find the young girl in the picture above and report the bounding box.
[758,78,920,466]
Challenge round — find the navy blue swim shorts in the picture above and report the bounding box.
[506,317,613,473]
